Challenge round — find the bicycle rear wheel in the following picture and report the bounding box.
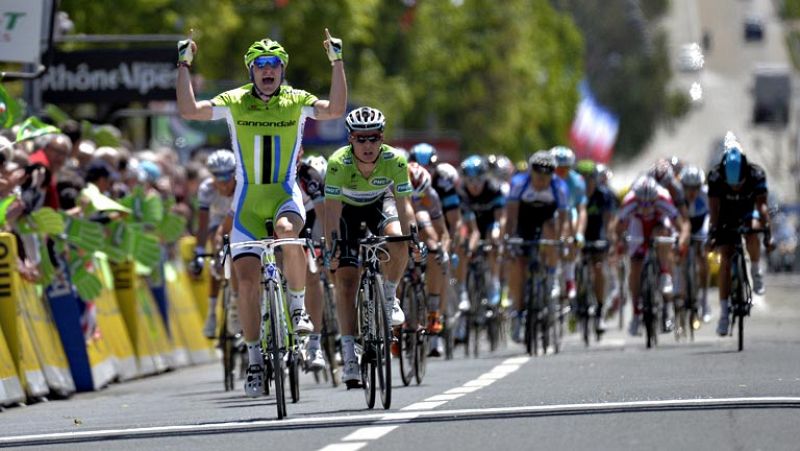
[220,286,235,391]
[375,278,393,409]
[288,347,300,403]
[641,261,656,349]
[414,286,429,385]
[398,280,415,386]
[732,253,747,351]
[357,283,376,409]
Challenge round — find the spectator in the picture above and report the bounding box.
[28,133,72,210]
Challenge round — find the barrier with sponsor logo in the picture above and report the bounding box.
[0,234,49,399]
[0,321,25,406]
[165,262,215,365]
[179,236,211,319]
[111,260,171,375]
[93,252,138,380]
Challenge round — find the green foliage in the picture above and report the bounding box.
[782,0,800,18]
[61,0,583,161]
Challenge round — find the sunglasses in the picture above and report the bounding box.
[213,171,235,182]
[354,134,382,143]
[638,201,655,208]
[464,175,484,184]
[253,55,283,69]
[531,166,553,174]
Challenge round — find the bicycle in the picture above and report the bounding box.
[222,221,313,419]
[574,240,608,346]
[306,238,341,388]
[676,234,706,342]
[193,250,241,392]
[712,225,767,351]
[398,248,428,386]
[506,235,562,356]
[629,235,675,349]
[332,225,419,409]
[464,241,499,358]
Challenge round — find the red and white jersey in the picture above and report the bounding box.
[618,184,677,222]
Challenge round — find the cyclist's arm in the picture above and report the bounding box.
[708,196,720,232]
[493,204,506,240]
[445,208,461,243]
[505,201,519,238]
[324,198,342,244]
[313,61,347,120]
[213,212,233,249]
[196,208,210,250]
[433,215,451,253]
[755,193,770,228]
[176,66,214,120]
[397,195,418,235]
[577,203,588,237]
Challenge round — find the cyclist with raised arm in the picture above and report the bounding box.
[408,162,451,355]
[192,150,237,338]
[323,107,418,387]
[679,165,712,323]
[460,155,507,307]
[551,146,586,301]
[707,133,772,336]
[575,159,617,334]
[297,152,329,370]
[616,176,689,336]
[176,30,347,397]
[506,151,568,343]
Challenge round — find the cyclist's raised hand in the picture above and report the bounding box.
[177,30,197,67]
[323,28,343,63]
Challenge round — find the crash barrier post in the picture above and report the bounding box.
[0,233,50,399]
[111,260,171,375]
[0,321,25,406]
[94,252,138,380]
[178,236,211,320]
[164,262,215,365]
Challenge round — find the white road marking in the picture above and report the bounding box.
[424,394,464,402]
[445,386,482,394]
[3,397,799,447]
[463,379,496,387]
[401,400,449,411]
[342,426,399,441]
[318,443,368,451]
[503,357,530,365]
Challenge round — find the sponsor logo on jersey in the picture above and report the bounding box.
[342,157,353,165]
[383,151,394,160]
[325,186,342,196]
[396,182,412,193]
[236,120,297,127]
[370,177,392,187]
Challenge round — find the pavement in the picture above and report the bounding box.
[1,273,799,450]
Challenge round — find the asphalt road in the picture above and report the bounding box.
[1,273,799,450]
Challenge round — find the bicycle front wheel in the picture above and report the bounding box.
[375,277,393,409]
[398,280,415,386]
[268,285,287,419]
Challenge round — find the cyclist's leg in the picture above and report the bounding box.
[304,215,326,368]
[654,219,675,295]
[542,218,559,300]
[591,251,607,328]
[696,215,711,321]
[418,210,444,333]
[333,224,360,383]
[507,254,527,342]
[563,208,579,299]
[746,215,765,294]
[275,183,313,333]
[380,205,409,325]
[716,243,734,334]
[626,217,646,334]
[202,225,221,337]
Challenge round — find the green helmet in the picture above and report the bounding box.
[244,39,289,70]
[575,159,598,180]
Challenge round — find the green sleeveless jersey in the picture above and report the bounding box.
[324,144,413,206]
[211,84,317,186]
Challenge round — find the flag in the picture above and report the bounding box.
[569,81,619,164]
[15,116,61,142]
[0,84,22,128]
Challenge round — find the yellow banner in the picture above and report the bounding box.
[165,263,214,365]
[94,253,138,381]
[179,236,211,318]
[0,321,24,406]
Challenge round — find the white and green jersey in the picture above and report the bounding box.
[324,144,413,206]
[211,84,317,186]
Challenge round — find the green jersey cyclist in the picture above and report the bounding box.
[323,107,419,388]
[176,29,347,397]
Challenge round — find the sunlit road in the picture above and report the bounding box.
[1,274,799,450]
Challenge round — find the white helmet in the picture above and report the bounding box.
[345,106,386,132]
[679,165,705,188]
[408,162,432,197]
[633,175,659,202]
[306,155,328,179]
[207,149,236,174]
[550,146,576,168]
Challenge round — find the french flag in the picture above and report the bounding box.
[569,81,619,164]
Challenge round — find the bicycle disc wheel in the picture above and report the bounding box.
[642,263,656,349]
[398,281,415,386]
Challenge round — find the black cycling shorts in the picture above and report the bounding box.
[337,193,399,268]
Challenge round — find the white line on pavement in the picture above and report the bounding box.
[3,397,799,447]
[425,394,464,402]
[342,426,399,441]
[319,443,368,451]
[401,400,449,411]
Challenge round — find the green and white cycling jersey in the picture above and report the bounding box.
[211,84,317,186]
[324,144,413,206]
[210,83,318,253]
